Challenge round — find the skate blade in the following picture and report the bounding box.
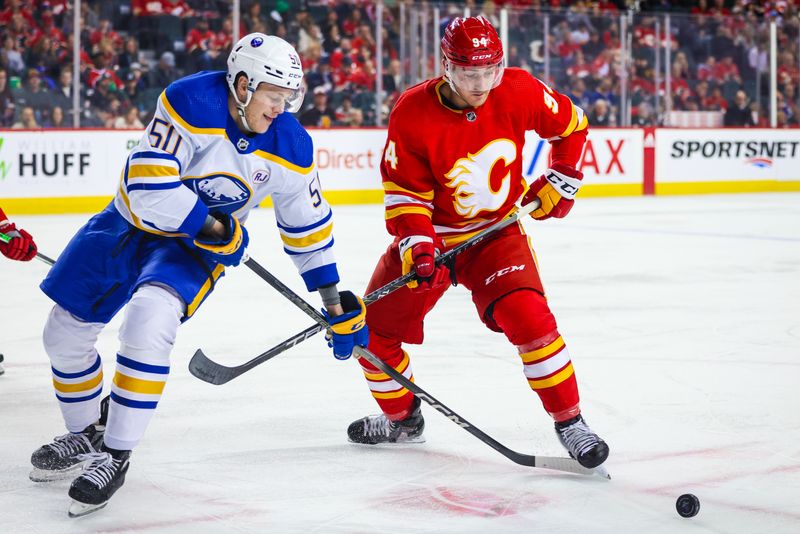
[348,435,426,445]
[29,465,82,483]
[68,499,108,518]
[593,464,611,479]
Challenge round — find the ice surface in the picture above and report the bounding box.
[1,194,799,533]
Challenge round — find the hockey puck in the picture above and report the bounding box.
[676,494,700,518]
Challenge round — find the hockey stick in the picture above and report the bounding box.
[0,231,56,266]
[189,199,541,385]
[236,255,601,477]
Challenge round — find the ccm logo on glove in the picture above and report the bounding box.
[523,162,584,220]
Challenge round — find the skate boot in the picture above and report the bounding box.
[554,414,609,469]
[68,446,131,518]
[348,396,425,445]
[0,353,5,375]
[30,395,109,482]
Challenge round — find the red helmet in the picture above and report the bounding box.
[441,15,504,67]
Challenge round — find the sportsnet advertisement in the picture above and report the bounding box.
[655,129,800,190]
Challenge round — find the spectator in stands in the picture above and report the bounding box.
[118,36,143,78]
[87,52,124,91]
[1,34,25,77]
[244,1,269,34]
[13,69,51,124]
[113,106,144,129]
[44,105,66,128]
[51,66,74,118]
[12,105,39,129]
[25,35,60,77]
[132,0,193,18]
[723,90,755,126]
[186,19,220,71]
[299,86,336,128]
[589,99,612,127]
[150,51,178,90]
[632,101,656,126]
[0,67,15,127]
[382,58,402,94]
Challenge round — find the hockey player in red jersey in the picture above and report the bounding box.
[346,16,609,469]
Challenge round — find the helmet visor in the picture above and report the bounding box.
[446,61,504,93]
[262,84,306,114]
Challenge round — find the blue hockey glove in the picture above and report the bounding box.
[323,291,369,360]
[193,213,249,267]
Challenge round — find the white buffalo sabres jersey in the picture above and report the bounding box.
[114,71,338,291]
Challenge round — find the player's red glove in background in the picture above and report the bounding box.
[399,235,450,292]
[523,162,584,220]
[0,208,38,261]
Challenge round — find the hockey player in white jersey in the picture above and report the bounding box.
[30,34,369,517]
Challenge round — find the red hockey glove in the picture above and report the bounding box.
[399,235,450,292]
[523,162,584,220]
[0,219,38,262]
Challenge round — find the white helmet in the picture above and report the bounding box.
[226,33,306,127]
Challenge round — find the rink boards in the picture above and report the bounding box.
[1,127,798,214]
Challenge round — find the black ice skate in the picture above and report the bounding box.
[30,395,109,482]
[67,447,131,518]
[0,353,5,375]
[348,396,425,445]
[554,414,609,469]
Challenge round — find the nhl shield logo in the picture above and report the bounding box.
[237,138,250,151]
[466,111,477,122]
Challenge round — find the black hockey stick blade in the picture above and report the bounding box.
[188,322,321,385]
[188,200,541,385]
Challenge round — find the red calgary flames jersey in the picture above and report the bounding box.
[381,67,588,245]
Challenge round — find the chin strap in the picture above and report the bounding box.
[232,84,256,133]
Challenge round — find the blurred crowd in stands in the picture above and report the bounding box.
[0,0,798,130]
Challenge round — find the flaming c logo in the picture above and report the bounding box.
[445,139,516,218]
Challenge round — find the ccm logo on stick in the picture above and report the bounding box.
[485,265,525,285]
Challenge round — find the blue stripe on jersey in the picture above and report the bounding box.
[131,151,182,173]
[300,263,340,292]
[276,208,332,234]
[116,354,170,375]
[51,355,101,379]
[56,388,103,404]
[127,182,183,192]
[110,391,159,409]
[283,237,335,256]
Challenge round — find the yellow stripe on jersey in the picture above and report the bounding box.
[113,372,167,395]
[160,92,227,136]
[186,264,225,318]
[52,371,103,393]
[363,353,410,381]
[575,113,589,132]
[280,223,333,248]
[127,164,180,179]
[527,362,574,390]
[559,103,579,138]
[521,336,566,364]
[372,387,412,400]
[385,205,433,220]
[253,150,315,175]
[383,181,435,201]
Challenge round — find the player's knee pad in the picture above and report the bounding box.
[491,289,558,346]
[118,284,184,361]
[43,304,105,368]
